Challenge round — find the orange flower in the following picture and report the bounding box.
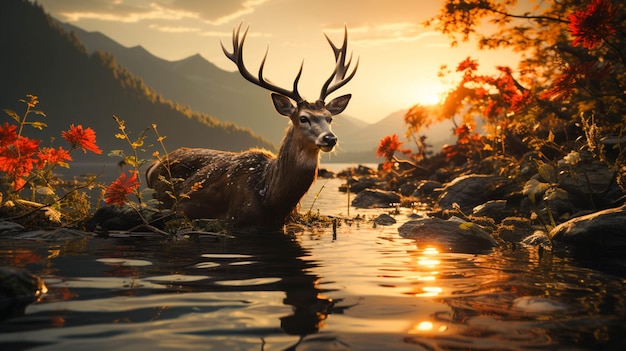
[0,122,18,148]
[376,134,403,160]
[104,171,141,207]
[62,124,102,154]
[38,147,72,169]
[568,0,617,49]
[0,136,40,190]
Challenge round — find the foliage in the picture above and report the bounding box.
[374,0,625,238]
[0,95,101,225]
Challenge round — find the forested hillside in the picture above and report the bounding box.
[0,0,274,163]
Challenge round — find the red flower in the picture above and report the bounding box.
[376,134,403,160]
[0,136,40,190]
[540,61,610,101]
[0,122,18,148]
[104,171,141,207]
[38,147,72,169]
[62,124,102,154]
[568,0,617,49]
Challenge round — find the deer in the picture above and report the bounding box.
[145,24,358,229]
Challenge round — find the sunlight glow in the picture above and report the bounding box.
[417,286,443,297]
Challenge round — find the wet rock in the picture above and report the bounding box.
[86,205,146,231]
[437,175,507,211]
[398,217,497,253]
[0,266,47,320]
[472,200,513,223]
[317,168,335,178]
[0,221,24,235]
[373,213,396,226]
[351,189,401,208]
[550,204,626,254]
[339,176,382,193]
[521,230,551,247]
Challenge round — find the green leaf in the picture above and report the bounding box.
[537,161,557,183]
[108,150,125,158]
[4,109,20,122]
[544,187,568,201]
[26,121,47,130]
[31,110,46,117]
[523,179,551,203]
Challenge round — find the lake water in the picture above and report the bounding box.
[1,164,625,350]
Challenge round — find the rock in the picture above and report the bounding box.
[339,176,382,193]
[0,266,47,320]
[317,168,335,178]
[373,213,396,226]
[413,180,442,198]
[472,200,513,223]
[0,221,24,235]
[398,217,497,253]
[437,175,507,211]
[351,189,401,208]
[398,182,417,196]
[550,204,626,254]
[86,204,146,231]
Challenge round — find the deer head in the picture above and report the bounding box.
[221,24,358,154]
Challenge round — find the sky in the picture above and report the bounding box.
[34,0,523,124]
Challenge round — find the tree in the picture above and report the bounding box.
[394,0,625,190]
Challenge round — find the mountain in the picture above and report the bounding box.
[0,0,273,164]
[57,22,371,147]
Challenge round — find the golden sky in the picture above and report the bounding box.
[34,0,523,123]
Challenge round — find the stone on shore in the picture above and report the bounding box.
[437,175,507,211]
[398,217,497,253]
[550,204,626,254]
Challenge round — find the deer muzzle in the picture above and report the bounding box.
[318,133,337,152]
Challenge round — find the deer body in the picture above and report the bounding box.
[146,25,357,228]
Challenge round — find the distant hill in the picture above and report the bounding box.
[0,0,274,165]
[57,21,371,147]
[50,13,462,165]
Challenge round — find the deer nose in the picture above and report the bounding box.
[322,134,337,147]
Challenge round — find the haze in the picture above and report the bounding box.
[34,0,521,123]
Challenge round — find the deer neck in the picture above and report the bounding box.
[264,126,319,211]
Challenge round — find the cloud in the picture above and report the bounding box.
[148,24,201,33]
[44,0,270,26]
[56,2,199,23]
[324,23,441,47]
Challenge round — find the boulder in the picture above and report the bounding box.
[398,217,497,253]
[550,204,626,254]
[351,189,401,208]
[412,180,443,198]
[0,266,47,320]
[373,213,396,226]
[437,175,507,211]
[472,200,513,223]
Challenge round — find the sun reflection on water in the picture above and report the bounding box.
[412,246,443,297]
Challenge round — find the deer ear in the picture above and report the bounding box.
[271,93,296,117]
[325,94,351,115]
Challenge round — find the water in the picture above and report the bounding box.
[1,164,625,350]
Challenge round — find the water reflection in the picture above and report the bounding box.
[0,230,331,349]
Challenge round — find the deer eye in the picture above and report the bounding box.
[299,116,310,124]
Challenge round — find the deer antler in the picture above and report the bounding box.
[221,23,304,103]
[319,26,359,102]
